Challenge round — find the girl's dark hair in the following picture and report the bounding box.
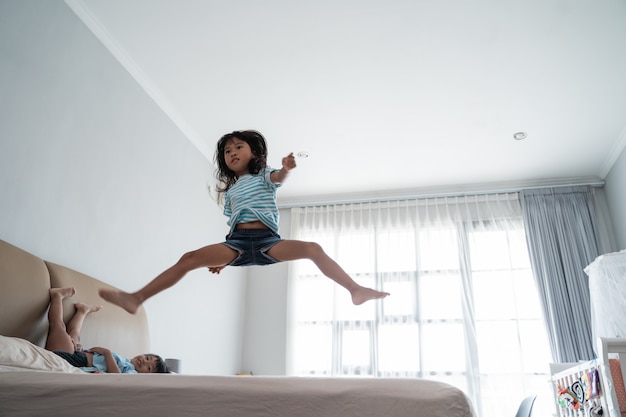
[152,354,170,374]
[214,130,268,197]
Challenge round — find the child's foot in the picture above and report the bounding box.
[75,302,102,315]
[98,288,140,314]
[50,287,76,300]
[351,287,390,305]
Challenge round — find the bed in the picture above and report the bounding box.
[0,238,476,417]
[551,250,626,417]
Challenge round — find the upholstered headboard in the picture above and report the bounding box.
[0,239,150,358]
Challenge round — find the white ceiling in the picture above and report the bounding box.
[67,0,626,205]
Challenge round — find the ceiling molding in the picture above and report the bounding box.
[63,0,213,161]
[599,124,626,179]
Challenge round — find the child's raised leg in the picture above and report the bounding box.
[45,288,100,352]
[45,287,76,352]
[267,240,389,305]
[99,243,238,314]
[66,302,102,350]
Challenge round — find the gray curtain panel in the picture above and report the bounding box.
[520,186,600,362]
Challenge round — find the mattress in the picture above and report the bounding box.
[0,332,475,417]
[0,371,474,417]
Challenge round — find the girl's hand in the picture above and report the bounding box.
[208,266,225,274]
[271,153,296,184]
[88,347,121,373]
[282,153,296,171]
[87,347,111,355]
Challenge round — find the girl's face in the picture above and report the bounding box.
[223,137,255,176]
[131,354,160,373]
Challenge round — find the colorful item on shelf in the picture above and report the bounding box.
[557,369,601,410]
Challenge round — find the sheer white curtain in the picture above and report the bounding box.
[286,193,552,417]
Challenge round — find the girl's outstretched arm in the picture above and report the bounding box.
[88,347,120,373]
[271,153,296,184]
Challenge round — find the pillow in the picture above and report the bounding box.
[0,335,85,373]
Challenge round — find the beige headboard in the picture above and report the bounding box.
[0,239,150,358]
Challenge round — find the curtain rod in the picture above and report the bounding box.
[277,177,606,209]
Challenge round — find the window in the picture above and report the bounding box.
[287,196,552,417]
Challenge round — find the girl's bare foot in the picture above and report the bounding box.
[75,302,102,315]
[99,289,140,314]
[50,287,76,299]
[351,286,390,305]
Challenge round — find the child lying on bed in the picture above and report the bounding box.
[45,287,169,374]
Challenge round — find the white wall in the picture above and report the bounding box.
[240,210,291,375]
[0,0,247,375]
[605,145,626,250]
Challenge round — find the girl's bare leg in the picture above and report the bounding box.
[67,302,102,350]
[267,240,389,305]
[45,288,103,352]
[45,288,76,352]
[99,243,238,314]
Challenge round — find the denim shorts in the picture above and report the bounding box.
[222,229,283,266]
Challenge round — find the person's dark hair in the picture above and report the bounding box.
[214,130,268,198]
[151,354,170,374]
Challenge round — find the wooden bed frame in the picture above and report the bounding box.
[0,238,476,417]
